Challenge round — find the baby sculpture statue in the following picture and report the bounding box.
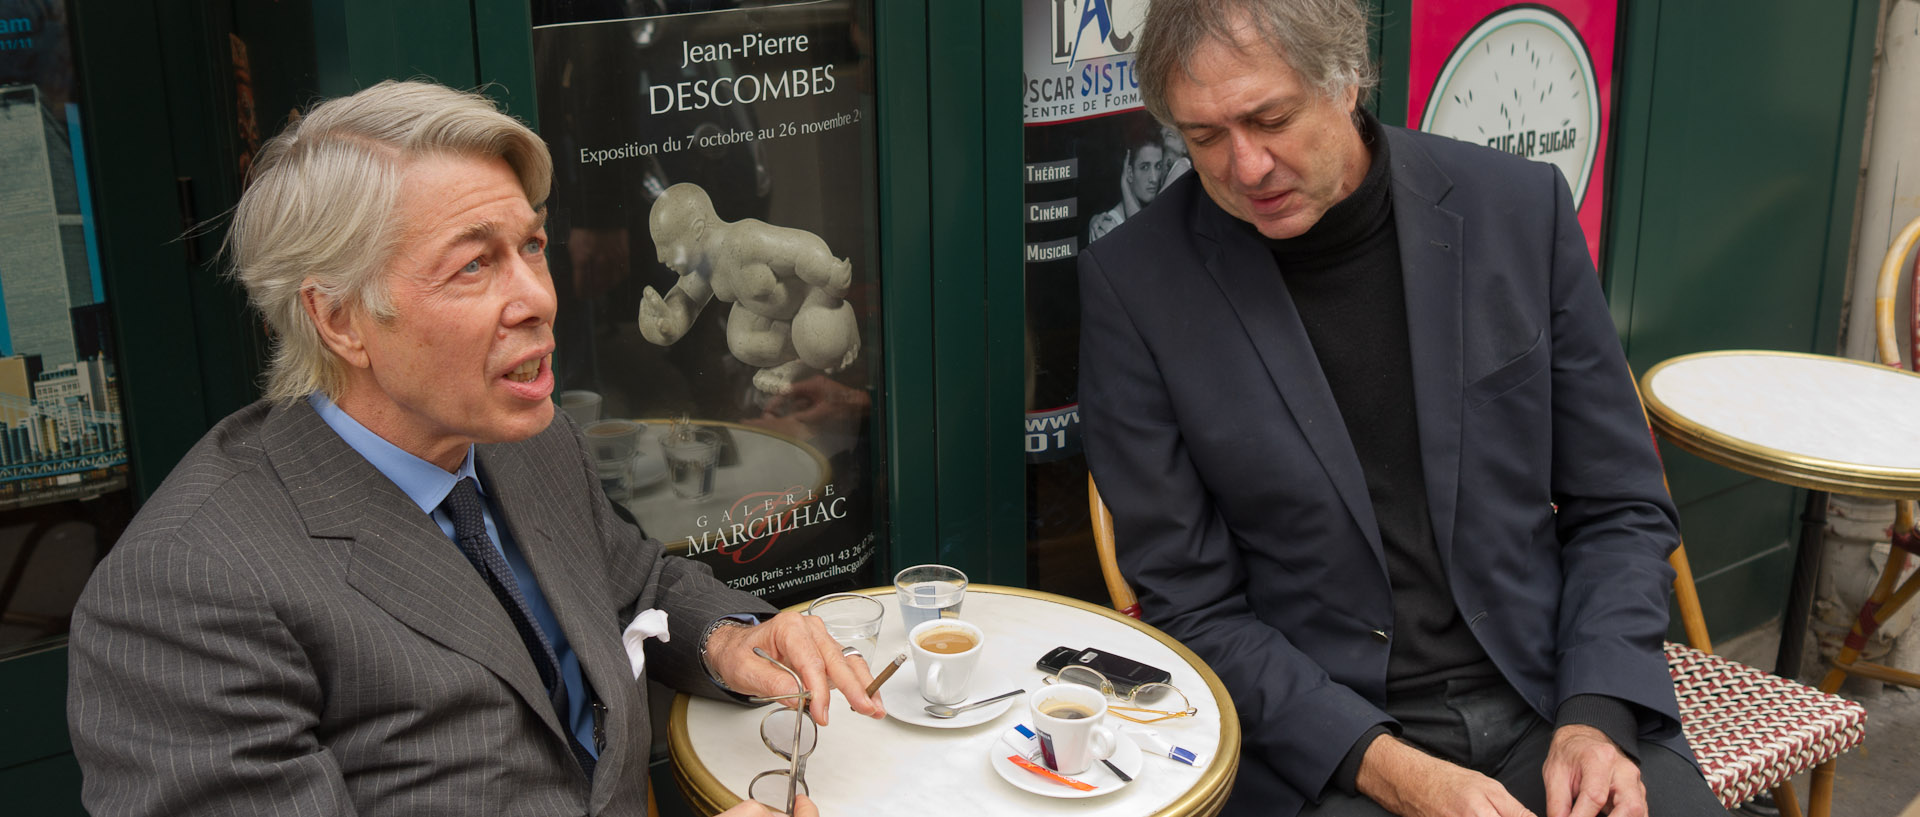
[638,183,861,395]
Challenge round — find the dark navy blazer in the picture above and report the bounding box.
[1078,125,1689,817]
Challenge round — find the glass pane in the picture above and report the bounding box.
[1018,0,1157,604]
[532,0,886,606]
[0,0,131,656]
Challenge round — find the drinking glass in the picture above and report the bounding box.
[804,593,884,658]
[893,564,967,631]
[662,426,720,501]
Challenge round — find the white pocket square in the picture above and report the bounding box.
[622,608,671,680]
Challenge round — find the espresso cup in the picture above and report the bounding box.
[907,618,982,706]
[1028,683,1117,775]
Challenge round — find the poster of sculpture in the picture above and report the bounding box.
[1408,0,1619,264]
[1020,0,1155,467]
[0,0,127,510]
[533,0,880,605]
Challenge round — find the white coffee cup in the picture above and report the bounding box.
[1028,683,1117,775]
[907,618,982,706]
[559,390,603,424]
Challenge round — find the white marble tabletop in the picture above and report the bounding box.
[669,586,1238,816]
[1642,350,1920,497]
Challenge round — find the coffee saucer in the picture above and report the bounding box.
[989,732,1142,799]
[878,661,1016,729]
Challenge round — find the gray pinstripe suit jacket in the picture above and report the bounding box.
[67,398,774,816]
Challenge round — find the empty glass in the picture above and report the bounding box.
[805,593,884,658]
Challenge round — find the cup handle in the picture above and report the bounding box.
[924,661,943,696]
[1090,725,1118,760]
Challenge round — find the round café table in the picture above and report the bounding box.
[1640,349,1920,691]
[613,419,830,552]
[668,585,1240,816]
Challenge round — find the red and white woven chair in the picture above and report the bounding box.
[1664,547,1866,817]
[1089,475,1867,817]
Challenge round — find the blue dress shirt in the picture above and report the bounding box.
[311,394,597,758]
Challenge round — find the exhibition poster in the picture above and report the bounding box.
[533,0,881,605]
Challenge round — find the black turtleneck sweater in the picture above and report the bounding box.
[1263,111,1636,796]
[1266,113,1498,695]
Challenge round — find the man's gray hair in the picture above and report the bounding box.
[1137,0,1376,125]
[227,79,552,402]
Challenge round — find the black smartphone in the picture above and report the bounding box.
[1035,646,1172,695]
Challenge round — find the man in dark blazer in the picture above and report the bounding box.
[1079,3,1721,816]
[67,81,875,817]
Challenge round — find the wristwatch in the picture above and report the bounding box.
[700,617,756,688]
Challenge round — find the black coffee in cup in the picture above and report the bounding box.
[1041,702,1097,720]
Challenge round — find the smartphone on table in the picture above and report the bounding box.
[1036,646,1172,696]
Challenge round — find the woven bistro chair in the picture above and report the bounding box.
[1815,213,1920,695]
[1088,470,1865,817]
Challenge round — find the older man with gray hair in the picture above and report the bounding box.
[1079,2,1723,816]
[67,80,873,817]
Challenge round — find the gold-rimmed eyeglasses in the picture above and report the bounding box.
[1042,664,1198,723]
[745,647,815,814]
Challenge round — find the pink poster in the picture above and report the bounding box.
[1408,1,1618,265]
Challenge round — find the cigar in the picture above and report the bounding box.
[863,653,907,697]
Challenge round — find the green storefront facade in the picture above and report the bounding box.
[0,1,1882,812]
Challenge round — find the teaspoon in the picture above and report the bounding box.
[924,688,1025,719]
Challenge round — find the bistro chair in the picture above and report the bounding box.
[1087,470,1865,817]
[1815,213,1920,695]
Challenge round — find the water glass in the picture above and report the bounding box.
[805,593,884,657]
[662,427,720,501]
[893,564,967,631]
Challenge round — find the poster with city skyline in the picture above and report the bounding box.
[0,0,126,509]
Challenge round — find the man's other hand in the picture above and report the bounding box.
[1356,735,1537,817]
[705,611,886,724]
[717,792,818,817]
[1543,724,1645,817]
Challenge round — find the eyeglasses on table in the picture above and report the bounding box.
[1042,663,1198,724]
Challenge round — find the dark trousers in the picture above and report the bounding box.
[1302,679,1726,816]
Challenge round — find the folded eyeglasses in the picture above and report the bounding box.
[745,647,816,814]
[1041,664,1198,723]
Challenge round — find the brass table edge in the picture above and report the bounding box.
[1640,352,1920,499]
[666,584,1242,816]
[668,693,735,814]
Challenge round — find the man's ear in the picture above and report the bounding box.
[304,286,370,370]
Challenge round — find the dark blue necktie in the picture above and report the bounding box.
[442,477,595,778]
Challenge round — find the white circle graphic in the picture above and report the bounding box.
[1421,6,1600,201]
